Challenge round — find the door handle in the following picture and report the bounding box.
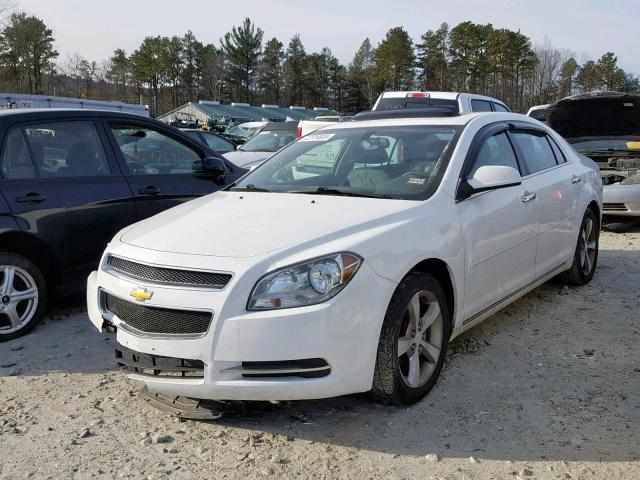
[571,175,582,184]
[521,191,537,203]
[15,193,47,204]
[138,186,160,196]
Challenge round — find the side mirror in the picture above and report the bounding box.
[202,156,226,176]
[458,165,521,201]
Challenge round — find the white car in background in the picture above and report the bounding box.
[87,110,601,410]
[223,121,297,169]
[526,104,550,123]
[372,91,510,114]
[547,92,640,222]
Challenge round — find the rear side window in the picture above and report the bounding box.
[548,136,567,164]
[471,100,492,112]
[0,128,35,179]
[512,132,557,174]
[469,132,519,177]
[23,121,110,178]
[493,103,509,112]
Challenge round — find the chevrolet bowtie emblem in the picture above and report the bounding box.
[130,287,153,302]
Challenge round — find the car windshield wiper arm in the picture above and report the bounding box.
[291,187,392,199]
[228,184,271,192]
[579,148,637,155]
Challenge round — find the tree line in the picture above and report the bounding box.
[0,12,638,116]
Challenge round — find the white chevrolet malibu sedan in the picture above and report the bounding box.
[87,111,602,407]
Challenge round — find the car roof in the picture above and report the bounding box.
[0,108,151,123]
[309,112,534,131]
[378,91,507,104]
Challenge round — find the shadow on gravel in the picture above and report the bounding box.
[2,248,639,463]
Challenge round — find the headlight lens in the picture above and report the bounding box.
[621,172,640,185]
[247,253,362,310]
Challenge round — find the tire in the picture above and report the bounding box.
[0,252,47,342]
[560,208,599,286]
[372,273,451,405]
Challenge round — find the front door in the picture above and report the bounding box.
[456,127,538,320]
[103,120,236,221]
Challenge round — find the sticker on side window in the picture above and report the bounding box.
[406,176,427,185]
[299,133,336,142]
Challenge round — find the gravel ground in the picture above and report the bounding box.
[1,230,639,480]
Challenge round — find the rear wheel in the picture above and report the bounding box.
[372,273,450,405]
[560,209,599,285]
[0,253,47,342]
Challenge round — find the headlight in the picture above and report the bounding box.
[247,253,362,310]
[621,172,640,185]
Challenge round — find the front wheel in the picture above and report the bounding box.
[560,208,599,285]
[372,273,451,405]
[0,253,47,342]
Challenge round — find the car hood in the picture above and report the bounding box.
[223,151,272,168]
[120,191,417,258]
[547,92,640,140]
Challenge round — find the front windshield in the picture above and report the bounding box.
[226,125,262,140]
[571,137,640,152]
[232,125,461,200]
[239,129,297,153]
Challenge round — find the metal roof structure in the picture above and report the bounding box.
[157,101,337,124]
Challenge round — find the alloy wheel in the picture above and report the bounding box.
[579,217,597,275]
[0,265,39,334]
[397,290,444,388]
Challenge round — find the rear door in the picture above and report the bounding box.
[103,119,240,220]
[0,119,136,285]
[509,127,576,273]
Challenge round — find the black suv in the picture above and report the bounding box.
[0,109,245,340]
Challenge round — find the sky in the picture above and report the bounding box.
[16,0,640,74]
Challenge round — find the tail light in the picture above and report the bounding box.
[406,92,429,98]
[296,126,302,139]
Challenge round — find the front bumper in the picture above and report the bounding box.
[603,183,640,217]
[86,247,395,401]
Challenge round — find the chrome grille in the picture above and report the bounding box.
[106,256,231,289]
[603,202,628,211]
[103,293,212,336]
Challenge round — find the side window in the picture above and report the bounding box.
[23,121,110,178]
[0,128,35,179]
[471,99,492,112]
[469,132,519,177]
[110,124,202,175]
[512,132,557,174]
[548,136,567,164]
[493,103,509,112]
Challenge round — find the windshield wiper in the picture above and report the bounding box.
[228,184,271,192]
[291,187,392,199]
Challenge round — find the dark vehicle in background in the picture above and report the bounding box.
[0,109,244,341]
[181,129,238,153]
[223,121,297,169]
[547,92,640,224]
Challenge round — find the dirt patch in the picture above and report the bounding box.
[1,230,639,479]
